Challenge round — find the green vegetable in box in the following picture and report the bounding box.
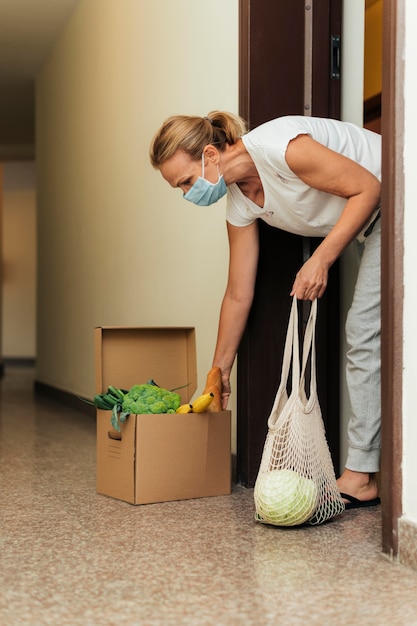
[121,384,181,415]
[91,380,183,432]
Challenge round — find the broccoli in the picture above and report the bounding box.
[121,384,181,414]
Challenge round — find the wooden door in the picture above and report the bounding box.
[237,0,342,486]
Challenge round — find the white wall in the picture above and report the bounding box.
[1,162,37,358]
[403,0,417,523]
[36,0,238,442]
[342,0,365,126]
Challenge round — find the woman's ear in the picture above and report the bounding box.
[203,144,220,163]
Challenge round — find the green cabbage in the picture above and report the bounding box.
[255,469,318,526]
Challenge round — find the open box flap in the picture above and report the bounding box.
[95,327,197,404]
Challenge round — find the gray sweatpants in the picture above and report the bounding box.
[345,217,381,473]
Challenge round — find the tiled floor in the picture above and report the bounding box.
[1,366,417,626]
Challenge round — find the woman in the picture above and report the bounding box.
[150,111,382,509]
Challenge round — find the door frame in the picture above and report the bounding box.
[380,0,404,558]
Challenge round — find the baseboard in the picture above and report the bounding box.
[34,380,95,418]
[231,453,237,484]
[398,518,417,571]
[1,358,36,378]
[2,357,36,368]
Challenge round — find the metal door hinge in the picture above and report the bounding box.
[331,35,341,80]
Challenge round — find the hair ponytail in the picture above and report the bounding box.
[150,111,247,168]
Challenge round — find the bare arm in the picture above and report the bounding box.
[212,220,259,408]
[285,134,381,300]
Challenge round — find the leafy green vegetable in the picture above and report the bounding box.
[92,381,183,432]
[121,384,181,414]
[255,469,318,526]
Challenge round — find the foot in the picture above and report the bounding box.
[336,469,379,504]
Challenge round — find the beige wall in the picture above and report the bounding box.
[1,162,37,358]
[36,0,239,441]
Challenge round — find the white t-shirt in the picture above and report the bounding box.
[226,116,381,241]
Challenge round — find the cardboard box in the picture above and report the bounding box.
[95,327,231,504]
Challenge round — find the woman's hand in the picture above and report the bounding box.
[220,371,232,409]
[290,255,329,300]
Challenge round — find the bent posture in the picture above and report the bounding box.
[150,112,382,509]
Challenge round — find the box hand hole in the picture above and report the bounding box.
[108,430,122,441]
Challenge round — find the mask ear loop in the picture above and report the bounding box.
[201,147,221,181]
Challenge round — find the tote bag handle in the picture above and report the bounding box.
[267,295,300,429]
[299,298,318,410]
[268,296,318,429]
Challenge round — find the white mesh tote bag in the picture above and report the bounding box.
[254,296,345,526]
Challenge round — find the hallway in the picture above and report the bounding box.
[1,365,417,626]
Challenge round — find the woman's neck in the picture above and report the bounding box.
[223,139,264,206]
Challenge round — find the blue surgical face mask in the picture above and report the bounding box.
[183,154,227,206]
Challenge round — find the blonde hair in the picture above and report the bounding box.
[149,110,247,168]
